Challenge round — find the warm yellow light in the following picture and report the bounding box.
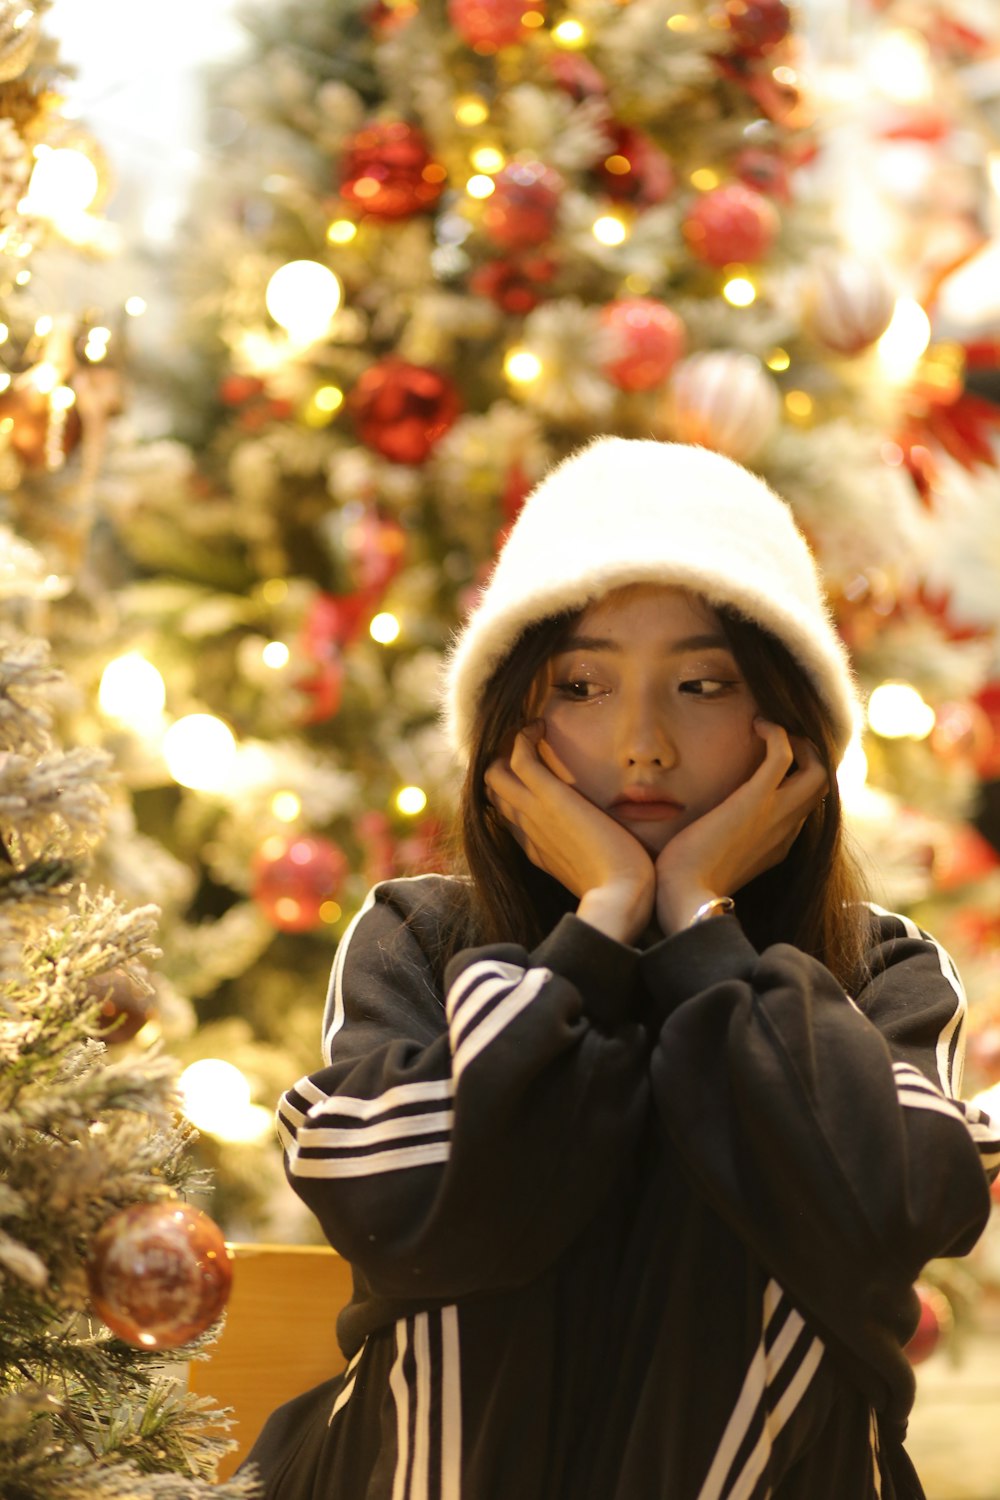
[667,11,698,30]
[723,277,756,307]
[271,790,302,822]
[99,652,167,727]
[690,168,719,191]
[84,342,108,363]
[326,218,358,244]
[0,374,11,393]
[455,96,489,127]
[522,8,545,26]
[314,385,344,412]
[262,578,288,605]
[592,215,628,246]
[26,147,100,216]
[34,315,53,337]
[867,682,935,740]
[262,641,290,669]
[552,17,587,45]
[320,900,343,924]
[15,270,30,286]
[504,348,543,383]
[466,174,496,199]
[30,362,59,394]
[179,1059,272,1142]
[877,298,931,381]
[370,612,401,644]
[265,260,343,342]
[836,738,869,805]
[0,324,8,342]
[125,296,147,316]
[163,714,238,791]
[766,348,790,372]
[784,390,813,419]
[624,274,650,295]
[868,27,932,104]
[396,785,428,816]
[50,385,76,411]
[88,326,111,345]
[471,146,505,174]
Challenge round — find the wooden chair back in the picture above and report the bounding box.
[189,1242,354,1480]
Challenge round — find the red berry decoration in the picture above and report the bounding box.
[682,183,779,266]
[733,146,792,201]
[595,127,675,208]
[339,121,447,220]
[721,0,792,56]
[87,1202,232,1350]
[88,968,155,1045]
[600,299,686,392]
[904,1283,951,1365]
[482,162,563,250]
[252,833,349,931]
[448,0,545,50]
[470,255,556,314]
[349,358,461,465]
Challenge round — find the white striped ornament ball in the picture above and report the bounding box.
[664,350,780,463]
[804,257,896,355]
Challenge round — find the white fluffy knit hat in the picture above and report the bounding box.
[443,437,860,760]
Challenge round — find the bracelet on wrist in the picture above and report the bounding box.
[688,896,736,927]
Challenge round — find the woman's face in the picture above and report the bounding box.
[533,585,766,855]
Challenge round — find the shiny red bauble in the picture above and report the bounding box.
[448,0,545,49]
[470,255,556,314]
[720,0,792,56]
[87,1202,232,1350]
[252,833,349,931]
[88,968,155,1045]
[482,162,563,249]
[349,358,461,465]
[594,127,675,208]
[0,384,82,471]
[600,299,685,392]
[682,183,779,266]
[339,121,446,220]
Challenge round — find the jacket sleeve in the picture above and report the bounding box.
[276,880,650,1300]
[640,905,998,1379]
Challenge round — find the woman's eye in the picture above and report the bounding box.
[554,679,602,701]
[680,678,736,697]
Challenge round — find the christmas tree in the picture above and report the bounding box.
[0,7,258,1494]
[100,0,1000,1269]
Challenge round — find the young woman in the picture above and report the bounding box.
[247,438,998,1500]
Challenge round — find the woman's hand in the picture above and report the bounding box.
[485,723,655,944]
[654,719,828,934]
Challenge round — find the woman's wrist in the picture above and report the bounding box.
[656,886,727,936]
[577,883,651,945]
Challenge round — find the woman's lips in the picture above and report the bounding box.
[611,795,684,821]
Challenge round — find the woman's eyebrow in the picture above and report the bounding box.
[558,632,730,654]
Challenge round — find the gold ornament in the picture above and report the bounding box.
[0,1,40,84]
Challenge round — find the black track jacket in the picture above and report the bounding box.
[246,874,999,1500]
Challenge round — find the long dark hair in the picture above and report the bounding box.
[437,594,873,993]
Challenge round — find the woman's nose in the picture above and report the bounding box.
[621,701,677,768]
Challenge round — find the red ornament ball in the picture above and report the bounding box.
[448,0,545,50]
[0,384,82,471]
[720,0,792,56]
[470,255,556,314]
[682,183,779,266]
[482,161,564,250]
[339,505,408,594]
[600,299,686,392]
[339,121,446,220]
[88,968,155,1045]
[595,127,675,208]
[904,1283,951,1365]
[252,833,349,931]
[349,358,461,465]
[87,1202,232,1350]
[733,146,792,201]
